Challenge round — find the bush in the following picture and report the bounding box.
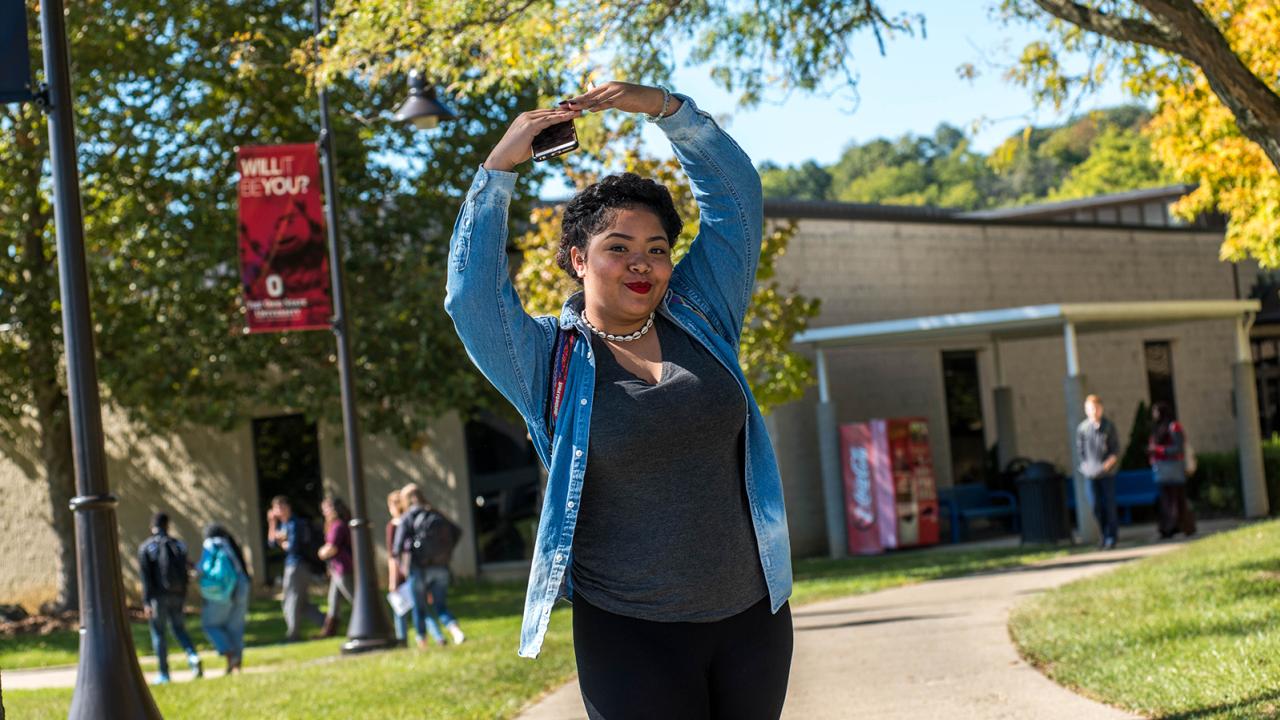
[1191,435,1280,516]
[1119,400,1151,471]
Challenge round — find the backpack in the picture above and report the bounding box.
[293,518,328,576]
[149,535,189,595]
[198,538,241,603]
[404,507,461,569]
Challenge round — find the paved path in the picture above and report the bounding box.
[5,654,234,691]
[518,521,1236,720]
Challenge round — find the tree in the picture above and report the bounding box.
[312,1,922,106]
[987,105,1153,203]
[511,124,820,413]
[762,124,996,210]
[759,160,833,202]
[3,0,533,608]
[1049,124,1173,200]
[1001,0,1280,264]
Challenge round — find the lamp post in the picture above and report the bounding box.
[310,0,397,654]
[310,0,454,654]
[36,0,163,716]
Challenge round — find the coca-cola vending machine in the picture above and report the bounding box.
[841,418,940,555]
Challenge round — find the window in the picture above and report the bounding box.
[1144,341,1177,416]
[942,350,986,486]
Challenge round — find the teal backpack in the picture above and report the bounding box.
[198,539,240,603]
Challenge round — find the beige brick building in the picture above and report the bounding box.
[763,188,1260,556]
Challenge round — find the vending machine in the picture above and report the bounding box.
[840,418,940,555]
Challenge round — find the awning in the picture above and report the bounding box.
[793,300,1260,349]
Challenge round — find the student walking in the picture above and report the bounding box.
[1077,394,1121,549]
[318,495,354,638]
[138,512,203,684]
[266,495,326,641]
[385,490,409,642]
[444,82,793,719]
[198,523,250,674]
[393,483,465,648]
[1148,401,1197,538]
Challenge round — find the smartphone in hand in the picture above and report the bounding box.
[531,103,578,162]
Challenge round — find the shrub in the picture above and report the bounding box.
[1191,435,1280,516]
[1119,400,1152,471]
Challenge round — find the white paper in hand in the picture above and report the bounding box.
[387,582,414,617]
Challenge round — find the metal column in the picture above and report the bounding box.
[1234,315,1269,517]
[1063,322,1098,545]
[815,348,847,559]
[991,341,1018,471]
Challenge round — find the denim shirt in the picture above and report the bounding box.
[444,95,793,658]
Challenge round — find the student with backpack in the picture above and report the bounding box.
[198,523,251,675]
[137,512,203,684]
[392,483,465,648]
[266,495,327,641]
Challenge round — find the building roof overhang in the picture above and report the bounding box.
[793,300,1260,349]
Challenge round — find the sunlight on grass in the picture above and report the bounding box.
[1010,520,1280,720]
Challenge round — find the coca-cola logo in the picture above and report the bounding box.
[849,446,876,530]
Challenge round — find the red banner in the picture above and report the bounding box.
[236,143,333,333]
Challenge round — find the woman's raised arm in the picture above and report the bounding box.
[658,96,763,346]
[443,108,579,425]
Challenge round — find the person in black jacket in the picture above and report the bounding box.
[138,512,203,684]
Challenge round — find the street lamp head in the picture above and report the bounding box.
[394,71,454,130]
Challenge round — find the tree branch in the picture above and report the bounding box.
[1134,0,1280,171]
[1036,0,1280,174]
[1031,0,1181,54]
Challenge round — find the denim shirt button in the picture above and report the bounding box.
[580,398,587,406]
[574,449,583,458]
[566,500,574,508]
[555,553,564,562]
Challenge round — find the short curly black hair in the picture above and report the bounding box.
[557,173,683,284]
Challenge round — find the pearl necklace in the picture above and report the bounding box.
[582,311,655,343]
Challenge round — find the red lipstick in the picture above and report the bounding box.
[624,282,652,294]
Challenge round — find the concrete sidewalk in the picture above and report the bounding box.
[517,520,1236,719]
[6,654,222,691]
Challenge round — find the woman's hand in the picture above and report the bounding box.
[562,81,682,118]
[483,106,582,172]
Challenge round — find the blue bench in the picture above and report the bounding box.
[1064,469,1159,524]
[938,484,1020,544]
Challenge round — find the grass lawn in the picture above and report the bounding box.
[1010,520,1280,720]
[0,596,313,671]
[4,540,1076,719]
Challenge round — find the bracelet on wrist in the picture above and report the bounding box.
[644,86,671,123]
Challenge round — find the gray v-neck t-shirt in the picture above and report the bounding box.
[570,314,768,622]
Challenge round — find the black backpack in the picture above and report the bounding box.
[293,518,328,576]
[148,535,189,595]
[404,508,461,569]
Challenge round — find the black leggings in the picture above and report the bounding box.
[572,595,793,720]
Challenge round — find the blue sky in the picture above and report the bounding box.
[648,2,1133,163]
[538,2,1138,198]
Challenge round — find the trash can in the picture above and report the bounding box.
[1015,461,1069,544]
